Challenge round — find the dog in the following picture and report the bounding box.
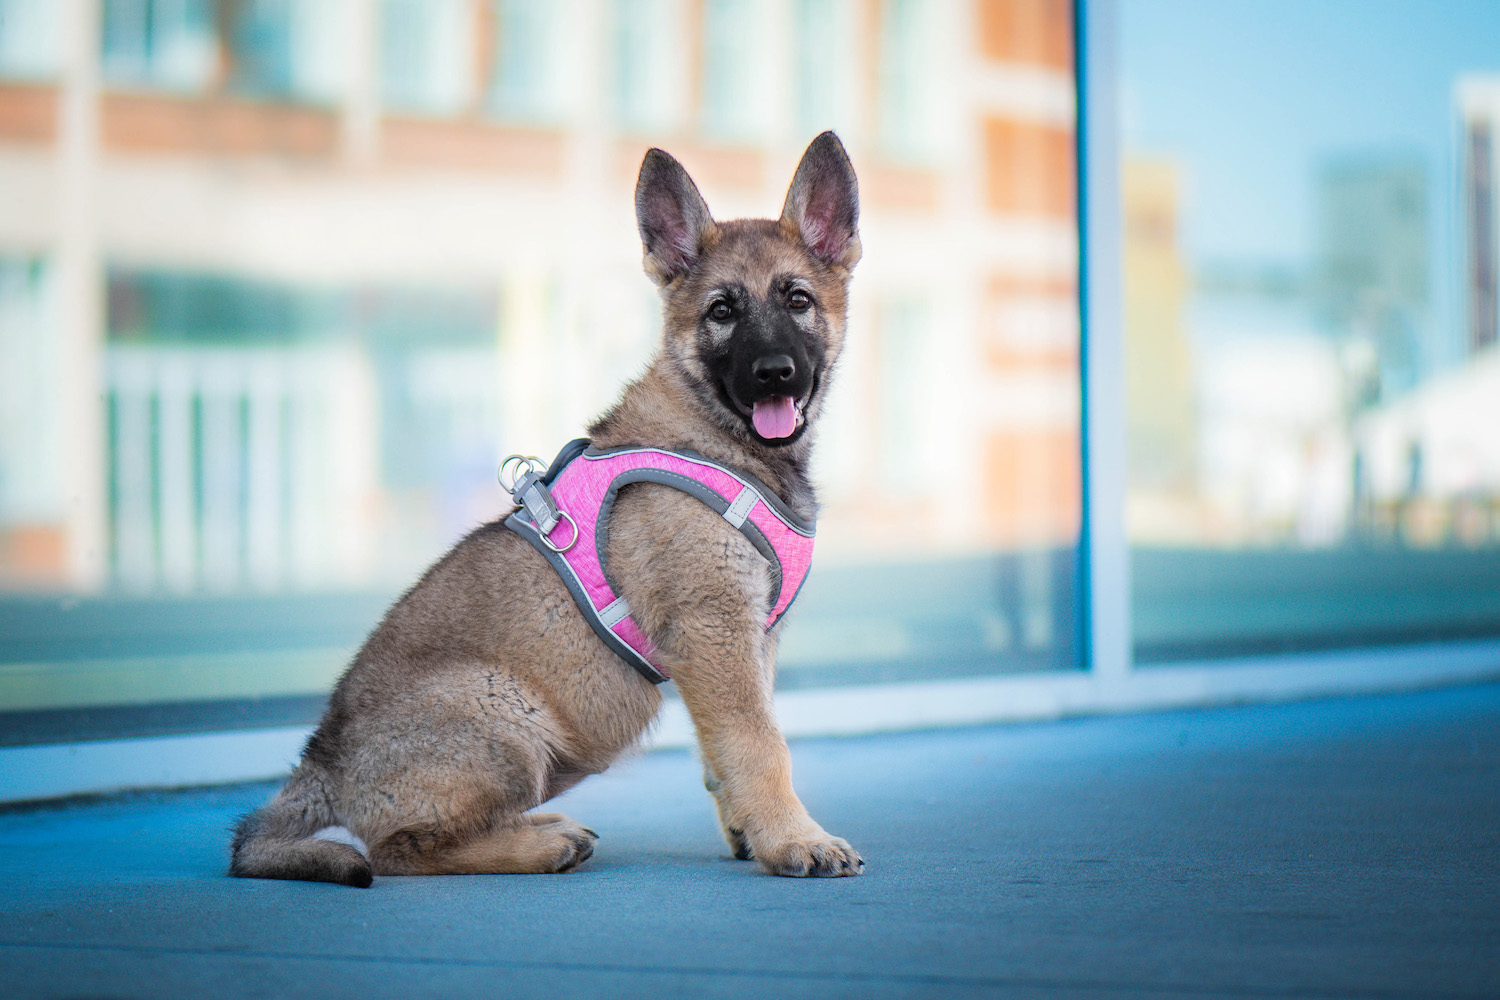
[229,132,864,884]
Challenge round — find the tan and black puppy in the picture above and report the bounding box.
[230,132,863,885]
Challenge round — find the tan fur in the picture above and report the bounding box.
[230,133,863,884]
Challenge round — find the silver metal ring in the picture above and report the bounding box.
[498,454,544,494]
[539,509,579,553]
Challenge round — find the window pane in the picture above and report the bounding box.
[699,0,763,141]
[229,0,346,105]
[611,0,685,134]
[0,0,60,80]
[488,0,559,122]
[380,0,473,115]
[102,0,216,93]
[1121,0,1500,659]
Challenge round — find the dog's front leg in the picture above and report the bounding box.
[670,629,863,878]
[610,491,862,876]
[701,757,751,861]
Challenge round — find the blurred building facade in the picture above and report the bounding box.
[0,0,1080,597]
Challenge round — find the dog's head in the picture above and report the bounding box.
[635,131,861,448]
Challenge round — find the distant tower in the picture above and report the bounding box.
[1122,157,1196,496]
[1315,154,1427,399]
[1459,77,1500,356]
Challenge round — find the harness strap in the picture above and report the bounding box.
[503,439,816,684]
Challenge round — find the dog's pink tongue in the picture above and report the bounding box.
[752,396,798,438]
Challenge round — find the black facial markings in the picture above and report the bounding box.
[686,271,833,448]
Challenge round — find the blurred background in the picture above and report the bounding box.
[0,0,1082,744]
[1120,0,1500,660]
[3,1,1497,755]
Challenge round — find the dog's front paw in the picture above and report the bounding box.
[754,831,863,877]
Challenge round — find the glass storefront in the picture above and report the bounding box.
[1120,0,1500,660]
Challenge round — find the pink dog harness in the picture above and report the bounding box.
[501,439,816,684]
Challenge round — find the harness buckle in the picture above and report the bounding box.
[499,453,578,552]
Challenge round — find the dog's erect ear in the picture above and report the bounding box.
[780,131,861,270]
[635,149,714,285]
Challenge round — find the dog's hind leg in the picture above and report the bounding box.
[230,765,374,887]
[349,704,599,876]
[368,815,597,875]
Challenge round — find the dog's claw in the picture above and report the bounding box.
[755,833,863,878]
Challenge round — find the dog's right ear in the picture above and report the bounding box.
[635,149,714,286]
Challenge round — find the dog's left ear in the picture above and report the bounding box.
[781,131,862,270]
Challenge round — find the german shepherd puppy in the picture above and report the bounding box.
[230,132,863,884]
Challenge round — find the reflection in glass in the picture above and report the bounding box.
[1122,0,1500,659]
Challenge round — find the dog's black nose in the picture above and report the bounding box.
[753,355,796,384]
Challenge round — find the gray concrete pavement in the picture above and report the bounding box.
[1,683,1497,999]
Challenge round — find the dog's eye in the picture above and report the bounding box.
[787,290,812,311]
[709,301,734,323]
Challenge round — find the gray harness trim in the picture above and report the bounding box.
[504,510,667,681]
[582,445,816,537]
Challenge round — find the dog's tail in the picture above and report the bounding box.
[229,763,373,888]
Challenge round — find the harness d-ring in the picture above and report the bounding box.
[498,454,544,493]
[540,508,579,553]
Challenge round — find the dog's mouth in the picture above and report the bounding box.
[721,376,817,445]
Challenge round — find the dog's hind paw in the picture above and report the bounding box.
[534,816,598,872]
[755,832,863,878]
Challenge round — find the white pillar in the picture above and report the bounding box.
[56,0,106,591]
[555,0,610,434]
[342,0,381,165]
[1080,0,1133,680]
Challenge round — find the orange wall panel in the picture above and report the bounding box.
[976,0,1074,69]
[103,94,338,158]
[983,115,1075,218]
[983,428,1081,545]
[383,119,564,176]
[0,84,58,144]
[861,162,941,213]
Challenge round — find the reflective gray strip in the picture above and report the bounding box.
[597,595,631,628]
[722,486,757,528]
[518,478,561,534]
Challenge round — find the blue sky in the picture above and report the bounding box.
[1120,0,1500,267]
